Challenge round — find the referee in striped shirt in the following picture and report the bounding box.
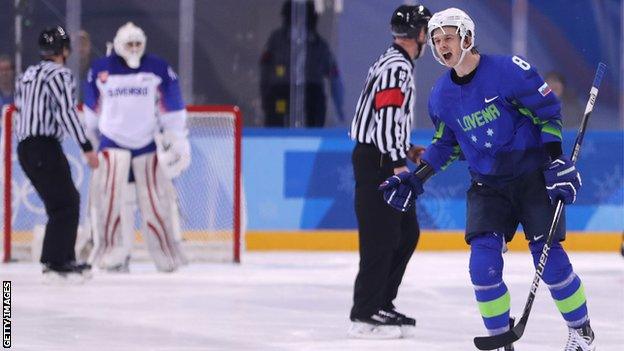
[348,5,431,338]
[14,26,98,279]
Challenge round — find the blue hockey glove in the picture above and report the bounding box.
[543,155,582,205]
[378,171,424,212]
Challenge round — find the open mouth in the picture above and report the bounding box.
[443,52,453,61]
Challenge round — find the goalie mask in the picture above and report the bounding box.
[113,22,146,69]
[427,8,475,67]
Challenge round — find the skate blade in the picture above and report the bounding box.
[400,324,416,338]
[42,272,87,285]
[347,323,402,339]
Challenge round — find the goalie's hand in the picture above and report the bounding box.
[378,171,424,212]
[155,131,191,179]
[543,155,582,204]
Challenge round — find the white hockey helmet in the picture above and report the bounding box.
[427,8,475,67]
[113,22,146,69]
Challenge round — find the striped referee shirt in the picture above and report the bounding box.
[350,44,415,167]
[14,60,92,151]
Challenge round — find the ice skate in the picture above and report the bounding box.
[104,255,130,273]
[381,308,416,338]
[495,343,514,350]
[564,322,595,351]
[42,262,89,285]
[348,311,402,339]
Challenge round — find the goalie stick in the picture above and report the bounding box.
[473,62,607,350]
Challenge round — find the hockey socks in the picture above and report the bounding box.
[529,241,589,328]
[469,234,511,335]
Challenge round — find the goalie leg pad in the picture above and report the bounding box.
[132,153,188,272]
[88,149,133,268]
[101,183,136,271]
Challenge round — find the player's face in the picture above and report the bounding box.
[431,27,461,67]
[124,41,144,54]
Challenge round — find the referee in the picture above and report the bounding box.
[348,5,431,339]
[14,26,98,281]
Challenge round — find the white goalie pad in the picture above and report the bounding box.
[155,130,191,179]
[132,153,188,272]
[88,149,134,269]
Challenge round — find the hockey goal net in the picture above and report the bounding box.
[1,104,243,263]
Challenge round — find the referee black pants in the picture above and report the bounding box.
[350,143,420,320]
[17,137,80,266]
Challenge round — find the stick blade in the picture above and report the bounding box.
[473,322,526,350]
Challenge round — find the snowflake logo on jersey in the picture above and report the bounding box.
[538,82,551,97]
[98,71,109,83]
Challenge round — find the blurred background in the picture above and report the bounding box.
[0,0,621,128]
[1,0,622,249]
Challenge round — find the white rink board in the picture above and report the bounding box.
[1,252,622,350]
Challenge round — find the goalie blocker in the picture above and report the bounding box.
[89,148,188,272]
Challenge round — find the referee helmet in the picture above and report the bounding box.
[391,4,432,39]
[38,26,71,57]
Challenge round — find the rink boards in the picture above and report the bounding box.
[244,230,620,252]
[4,128,622,254]
[243,129,623,232]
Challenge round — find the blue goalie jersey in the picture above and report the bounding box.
[422,54,564,186]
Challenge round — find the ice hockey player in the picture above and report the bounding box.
[83,22,190,273]
[379,7,596,351]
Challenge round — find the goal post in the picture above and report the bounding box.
[1,104,243,264]
[2,105,14,263]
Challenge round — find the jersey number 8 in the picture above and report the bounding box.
[512,55,531,71]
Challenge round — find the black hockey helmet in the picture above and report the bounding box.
[391,4,432,39]
[38,26,71,57]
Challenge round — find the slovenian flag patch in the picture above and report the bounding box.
[538,82,552,97]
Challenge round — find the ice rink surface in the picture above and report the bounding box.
[1,252,622,351]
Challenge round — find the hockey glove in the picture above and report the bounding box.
[378,171,424,212]
[155,130,191,179]
[543,155,582,205]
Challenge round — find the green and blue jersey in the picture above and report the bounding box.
[422,54,563,186]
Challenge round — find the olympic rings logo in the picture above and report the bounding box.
[7,147,87,225]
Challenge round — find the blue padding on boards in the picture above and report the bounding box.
[284,151,356,228]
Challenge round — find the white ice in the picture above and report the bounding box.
[1,252,622,351]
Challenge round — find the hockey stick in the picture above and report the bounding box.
[473,62,607,350]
